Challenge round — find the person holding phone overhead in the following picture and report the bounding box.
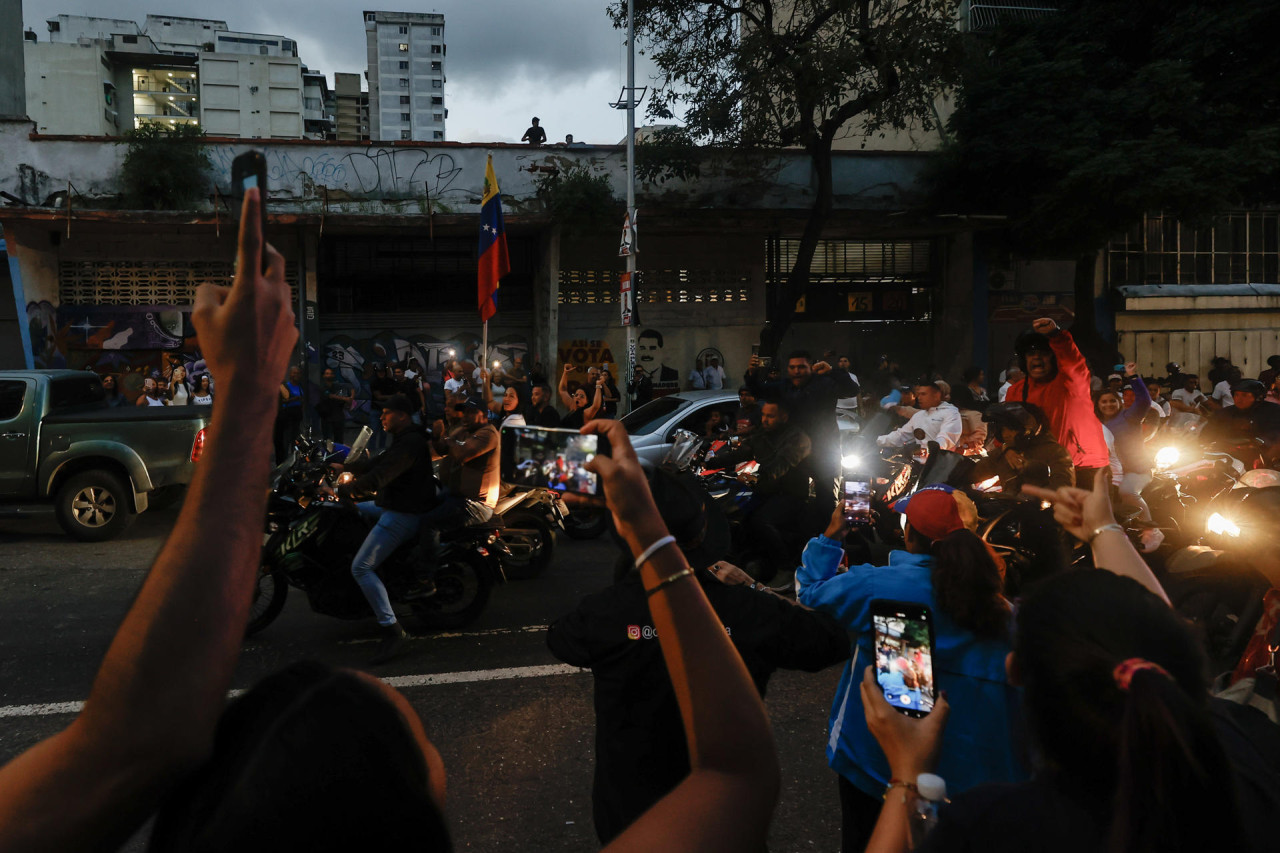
[795,487,1023,853]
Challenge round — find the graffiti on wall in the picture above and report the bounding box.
[209,147,468,202]
[324,329,531,423]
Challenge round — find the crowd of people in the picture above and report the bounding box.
[11,190,1280,853]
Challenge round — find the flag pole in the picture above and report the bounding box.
[481,320,489,380]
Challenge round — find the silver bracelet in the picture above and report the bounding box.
[634,534,677,570]
[1088,523,1124,543]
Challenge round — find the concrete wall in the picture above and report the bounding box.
[0,118,930,216]
[199,54,304,139]
[0,1,26,118]
[24,43,117,135]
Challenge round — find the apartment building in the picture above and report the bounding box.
[363,10,446,142]
[334,71,370,141]
[23,13,315,139]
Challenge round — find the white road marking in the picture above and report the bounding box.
[334,624,549,646]
[0,663,585,720]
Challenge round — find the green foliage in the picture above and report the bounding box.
[932,0,1280,257]
[614,0,962,153]
[635,126,702,186]
[116,123,212,210]
[534,163,620,232]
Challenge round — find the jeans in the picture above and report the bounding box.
[416,493,471,569]
[351,502,424,626]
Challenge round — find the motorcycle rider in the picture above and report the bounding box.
[1201,379,1280,459]
[972,402,1074,494]
[1004,318,1110,486]
[702,397,814,579]
[875,379,963,452]
[336,394,437,664]
[744,349,858,516]
[408,401,502,599]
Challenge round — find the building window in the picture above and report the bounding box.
[398,25,408,34]
[431,45,442,54]
[401,112,411,121]
[433,131,443,140]
[399,95,410,104]
[431,79,442,89]
[431,27,441,35]
[398,43,409,51]
[400,78,409,88]
[401,130,411,140]
[398,61,408,70]
[433,113,443,122]
[431,61,442,71]
[1108,212,1280,286]
[431,96,443,105]
[365,12,375,21]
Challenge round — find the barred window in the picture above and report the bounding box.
[1108,212,1280,285]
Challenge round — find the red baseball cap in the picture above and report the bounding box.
[895,486,970,542]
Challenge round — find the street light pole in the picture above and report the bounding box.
[623,0,637,416]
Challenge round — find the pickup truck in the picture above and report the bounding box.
[0,370,210,541]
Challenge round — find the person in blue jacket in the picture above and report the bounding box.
[796,486,1026,853]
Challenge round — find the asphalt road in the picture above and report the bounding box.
[0,508,846,852]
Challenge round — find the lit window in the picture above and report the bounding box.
[398,43,408,51]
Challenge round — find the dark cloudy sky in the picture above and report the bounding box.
[21,0,659,143]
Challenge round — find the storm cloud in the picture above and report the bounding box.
[21,0,652,143]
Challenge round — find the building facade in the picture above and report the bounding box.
[22,13,313,139]
[363,10,446,142]
[334,72,370,141]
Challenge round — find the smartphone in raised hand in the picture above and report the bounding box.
[230,150,269,272]
[500,425,611,496]
[871,599,937,718]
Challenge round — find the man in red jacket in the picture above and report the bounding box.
[1005,318,1110,486]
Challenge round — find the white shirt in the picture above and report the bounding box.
[876,401,963,451]
[998,381,1013,403]
[1172,387,1206,408]
[1102,424,1123,479]
[445,377,466,394]
[1211,380,1234,407]
[688,369,706,390]
[702,364,726,390]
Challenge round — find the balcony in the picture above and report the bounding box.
[964,1,1058,32]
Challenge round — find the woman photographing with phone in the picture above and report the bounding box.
[796,488,1022,853]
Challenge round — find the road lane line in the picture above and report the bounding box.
[332,624,550,646]
[0,663,586,720]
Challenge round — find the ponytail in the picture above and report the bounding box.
[1109,669,1243,853]
[921,528,1009,641]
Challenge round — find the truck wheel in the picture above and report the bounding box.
[55,470,136,542]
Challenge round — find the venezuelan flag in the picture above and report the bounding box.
[477,155,510,322]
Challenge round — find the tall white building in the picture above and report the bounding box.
[363,10,446,142]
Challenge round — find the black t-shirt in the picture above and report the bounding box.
[562,408,586,430]
[369,376,399,410]
[523,124,547,144]
[526,404,561,428]
[917,699,1280,853]
[547,570,848,843]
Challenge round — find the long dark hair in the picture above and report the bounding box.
[149,661,451,852]
[907,527,1009,641]
[1015,571,1242,853]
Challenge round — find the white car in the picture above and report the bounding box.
[620,389,865,469]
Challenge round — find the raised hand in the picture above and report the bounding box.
[1031,317,1059,336]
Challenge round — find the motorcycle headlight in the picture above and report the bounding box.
[842,454,863,470]
[1155,446,1180,470]
[1206,512,1241,537]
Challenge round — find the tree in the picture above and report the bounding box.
[614,0,963,353]
[117,123,212,210]
[932,0,1280,359]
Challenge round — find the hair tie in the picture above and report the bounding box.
[1112,658,1171,691]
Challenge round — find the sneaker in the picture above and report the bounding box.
[402,578,438,601]
[369,622,409,665]
[1139,527,1166,554]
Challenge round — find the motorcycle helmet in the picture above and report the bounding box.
[1013,330,1055,376]
[983,401,1043,448]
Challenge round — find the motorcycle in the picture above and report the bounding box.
[492,485,566,579]
[247,440,507,637]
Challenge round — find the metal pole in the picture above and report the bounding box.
[624,0,638,415]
